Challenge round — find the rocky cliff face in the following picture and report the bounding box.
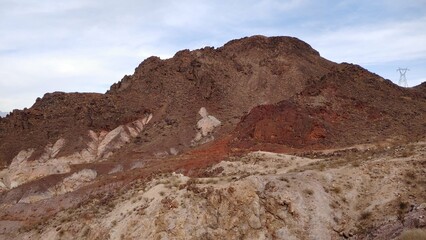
[0,35,425,239]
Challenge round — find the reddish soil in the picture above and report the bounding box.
[231,102,330,149]
[231,63,426,151]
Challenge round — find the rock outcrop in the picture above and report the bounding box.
[191,107,221,146]
[0,115,152,190]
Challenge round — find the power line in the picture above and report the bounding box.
[396,68,409,87]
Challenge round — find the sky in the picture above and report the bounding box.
[1,0,425,112]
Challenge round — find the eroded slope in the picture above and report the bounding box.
[2,141,424,239]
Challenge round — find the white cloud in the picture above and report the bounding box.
[0,0,425,111]
[308,17,426,65]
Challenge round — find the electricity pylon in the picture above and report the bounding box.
[397,68,409,87]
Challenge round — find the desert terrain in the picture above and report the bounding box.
[0,36,425,239]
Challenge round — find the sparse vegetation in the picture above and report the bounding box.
[111,220,117,227]
[399,201,409,210]
[405,171,416,180]
[351,161,361,167]
[81,227,90,237]
[359,211,372,220]
[303,189,314,196]
[330,186,342,194]
[279,176,289,182]
[330,201,339,209]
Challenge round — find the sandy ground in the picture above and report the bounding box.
[1,140,424,239]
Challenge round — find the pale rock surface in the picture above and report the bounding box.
[169,147,178,155]
[192,107,221,146]
[50,169,97,195]
[108,164,124,174]
[0,147,71,189]
[97,126,130,159]
[197,115,221,136]
[6,143,426,240]
[18,169,98,204]
[39,138,66,161]
[198,107,208,118]
[130,161,145,170]
[18,191,53,204]
[0,114,152,190]
[96,114,152,159]
[26,153,337,239]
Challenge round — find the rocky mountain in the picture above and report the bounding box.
[0,36,335,167]
[0,36,425,239]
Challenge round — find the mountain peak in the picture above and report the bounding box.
[221,35,320,56]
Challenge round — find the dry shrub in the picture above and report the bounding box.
[318,162,326,171]
[303,189,314,196]
[359,211,372,220]
[330,186,342,194]
[405,171,416,180]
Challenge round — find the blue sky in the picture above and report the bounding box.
[1,0,425,112]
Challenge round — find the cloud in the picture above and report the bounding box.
[308,17,426,65]
[0,0,425,111]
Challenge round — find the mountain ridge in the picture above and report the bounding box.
[0,35,425,239]
[0,36,335,165]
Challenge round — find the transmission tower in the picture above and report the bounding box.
[397,68,409,87]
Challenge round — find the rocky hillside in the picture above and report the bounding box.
[0,36,335,167]
[231,63,426,152]
[0,35,425,239]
